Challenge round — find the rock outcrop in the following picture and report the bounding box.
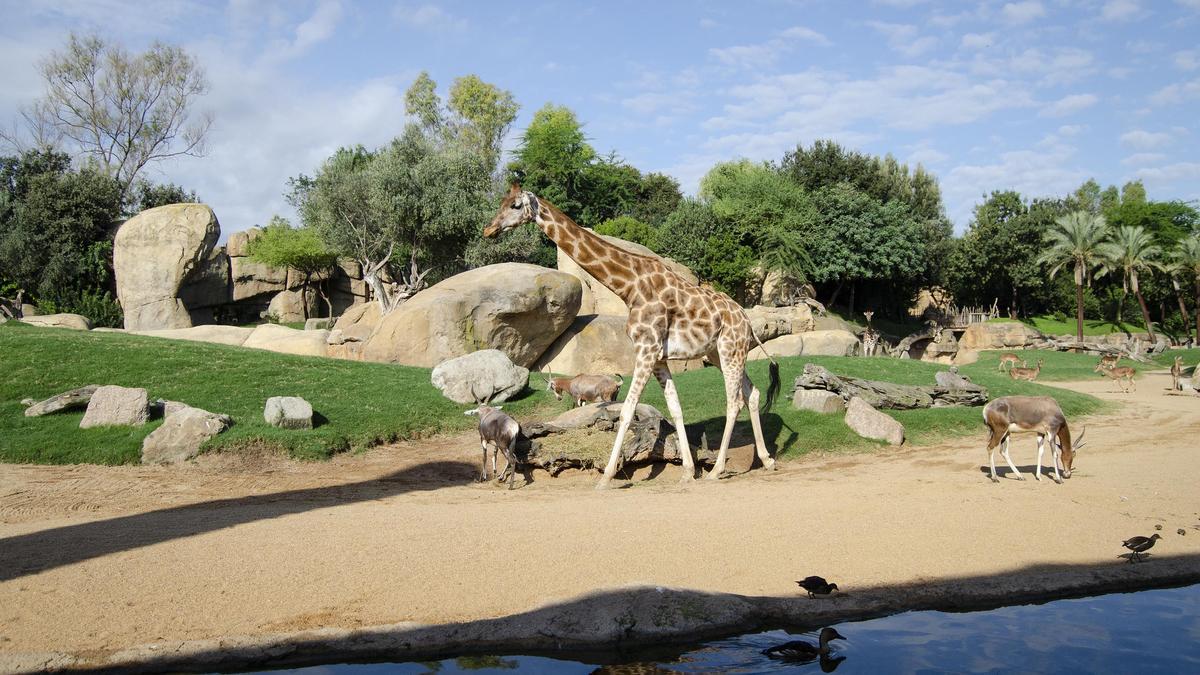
[749,329,861,360]
[793,390,846,414]
[363,264,581,368]
[535,314,635,375]
[141,406,231,464]
[844,396,905,445]
[958,321,1045,350]
[132,325,255,347]
[79,386,150,428]
[264,396,314,429]
[114,204,223,330]
[792,363,988,410]
[19,313,93,331]
[243,324,330,357]
[430,349,530,404]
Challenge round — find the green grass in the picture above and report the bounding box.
[1,322,1106,466]
[992,315,1147,337]
[965,346,1200,381]
[0,322,558,464]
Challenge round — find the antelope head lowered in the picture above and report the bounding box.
[982,395,1084,484]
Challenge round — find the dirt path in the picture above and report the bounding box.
[2,372,1199,670]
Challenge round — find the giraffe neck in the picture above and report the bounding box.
[533,199,641,304]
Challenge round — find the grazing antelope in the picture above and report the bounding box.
[1170,356,1184,391]
[997,353,1021,371]
[465,383,521,489]
[1008,358,1044,381]
[1098,353,1120,370]
[1094,362,1137,393]
[982,396,1084,484]
[547,373,624,406]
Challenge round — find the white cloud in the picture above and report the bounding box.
[907,145,949,166]
[1119,129,1171,149]
[1135,162,1200,183]
[392,3,467,31]
[1149,78,1200,105]
[1001,1,1046,24]
[1121,152,1166,166]
[943,144,1085,229]
[1057,124,1086,136]
[867,22,937,57]
[264,0,342,63]
[1039,93,1099,117]
[709,25,830,69]
[960,32,994,49]
[1101,0,1142,21]
[873,0,931,7]
[622,92,684,115]
[1175,50,1199,70]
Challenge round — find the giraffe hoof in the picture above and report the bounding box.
[595,479,613,491]
[990,476,999,484]
[703,471,721,481]
[1015,476,1025,481]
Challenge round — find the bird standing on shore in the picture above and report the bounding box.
[763,627,846,663]
[1122,533,1161,562]
[796,576,840,598]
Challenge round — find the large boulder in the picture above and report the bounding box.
[79,385,150,429]
[114,203,222,331]
[759,269,808,308]
[844,396,904,445]
[558,235,697,317]
[744,305,816,342]
[430,349,530,404]
[132,325,255,347]
[793,389,846,414]
[959,321,1045,350]
[141,406,231,464]
[19,313,92,331]
[225,228,260,257]
[243,323,330,357]
[333,301,381,342]
[535,314,635,375]
[266,289,319,324]
[363,263,581,368]
[229,256,287,301]
[749,330,862,360]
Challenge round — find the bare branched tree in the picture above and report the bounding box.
[6,33,213,200]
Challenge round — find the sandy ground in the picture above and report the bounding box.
[2,371,1199,670]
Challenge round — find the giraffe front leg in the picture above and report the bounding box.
[596,361,653,490]
[654,362,695,483]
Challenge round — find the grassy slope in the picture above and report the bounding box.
[991,315,1146,337]
[1,322,1105,465]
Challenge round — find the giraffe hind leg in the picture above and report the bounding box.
[707,348,746,480]
[742,373,774,470]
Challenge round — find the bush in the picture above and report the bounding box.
[36,288,123,328]
[595,215,658,249]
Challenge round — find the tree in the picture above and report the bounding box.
[0,149,123,324]
[1096,226,1162,339]
[1037,211,1110,341]
[507,104,596,221]
[128,180,198,214]
[631,172,682,226]
[247,217,337,320]
[595,215,657,249]
[7,33,212,200]
[1172,234,1200,343]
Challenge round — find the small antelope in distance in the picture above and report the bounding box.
[1170,355,1184,391]
[997,353,1021,371]
[547,373,624,407]
[1098,353,1120,370]
[1094,361,1137,393]
[1008,358,1044,381]
[982,396,1085,484]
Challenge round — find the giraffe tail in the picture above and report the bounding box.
[750,327,781,412]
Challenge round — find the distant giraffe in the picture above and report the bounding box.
[486,184,780,488]
[861,311,879,356]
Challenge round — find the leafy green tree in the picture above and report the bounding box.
[1037,211,1110,341]
[1096,225,1162,338]
[654,198,737,286]
[128,180,198,214]
[5,33,212,200]
[247,217,337,319]
[595,215,657,249]
[578,154,642,226]
[631,172,682,226]
[1171,234,1200,343]
[508,104,595,221]
[0,149,122,321]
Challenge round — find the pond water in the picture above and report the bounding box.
[248,584,1199,674]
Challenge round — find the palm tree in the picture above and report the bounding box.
[1037,211,1109,341]
[1160,258,1193,341]
[1173,233,1200,344]
[1096,225,1162,342]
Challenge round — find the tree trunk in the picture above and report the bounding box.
[1173,279,1191,338]
[827,280,845,310]
[301,272,311,321]
[1115,288,1126,325]
[1074,279,1085,342]
[1134,290,1155,342]
[848,282,856,318]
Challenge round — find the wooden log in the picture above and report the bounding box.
[23,385,101,417]
[792,364,988,410]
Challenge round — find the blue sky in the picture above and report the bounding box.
[2,0,1198,235]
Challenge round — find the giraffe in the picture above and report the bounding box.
[485,184,781,489]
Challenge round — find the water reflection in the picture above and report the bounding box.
[247,584,1199,674]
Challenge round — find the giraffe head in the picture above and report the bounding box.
[484,183,537,238]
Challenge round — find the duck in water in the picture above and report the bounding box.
[796,575,840,598]
[763,627,846,666]
[1122,533,1161,563]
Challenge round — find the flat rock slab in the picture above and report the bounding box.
[264,396,314,430]
[844,396,905,445]
[23,385,100,417]
[18,313,93,330]
[142,407,232,464]
[793,389,846,414]
[79,386,150,429]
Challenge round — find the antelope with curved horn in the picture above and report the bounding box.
[982,395,1084,484]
